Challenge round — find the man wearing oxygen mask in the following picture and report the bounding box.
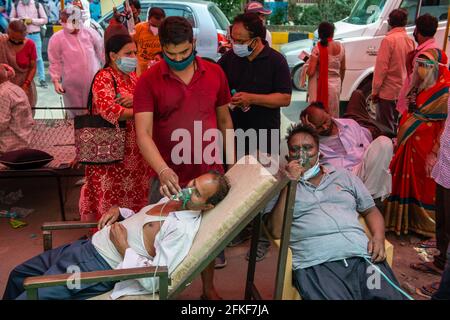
[134,16,234,300]
[47,4,103,119]
[3,171,230,300]
[267,123,406,300]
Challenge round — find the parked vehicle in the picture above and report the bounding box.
[281,0,450,102]
[97,0,230,61]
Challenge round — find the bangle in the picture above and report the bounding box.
[23,80,31,85]
[158,167,170,176]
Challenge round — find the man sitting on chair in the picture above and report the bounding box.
[3,171,230,300]
[300,101,393,201]
[269,123,405,300]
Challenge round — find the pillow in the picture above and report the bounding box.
[0,149,54,170]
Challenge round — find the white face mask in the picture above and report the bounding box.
[150,25,159,35]
[300,152,321,182]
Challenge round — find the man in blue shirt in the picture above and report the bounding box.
[269,123,405,299]
[89,0,101,21]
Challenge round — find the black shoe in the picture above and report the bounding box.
[227,228,252,247]
[246,241,270,262]
[39,80,48,88]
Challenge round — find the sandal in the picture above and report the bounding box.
[410,262,443,276]
[419,282,441,298]
[418,239,437,249]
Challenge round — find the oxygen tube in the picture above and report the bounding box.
[314,196,414,300]
[151,188,196,299]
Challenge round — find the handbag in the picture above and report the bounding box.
[74,70,127,165]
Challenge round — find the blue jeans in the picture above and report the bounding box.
[26,32,45,82]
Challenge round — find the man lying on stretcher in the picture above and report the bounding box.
[3,171,230,300]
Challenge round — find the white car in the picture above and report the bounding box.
[98,0,230,62]
[282,0,450,102]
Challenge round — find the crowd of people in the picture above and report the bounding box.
[1,1,450,300]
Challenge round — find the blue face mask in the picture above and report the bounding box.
[163,48,196,71]
[116,57,137,74]
[300,152,321,182]
[232,39,255,58]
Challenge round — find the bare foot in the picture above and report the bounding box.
[201,288,223,300]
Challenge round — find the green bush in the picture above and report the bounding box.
[269,7,287,25]
[297,0,356,26]
[211,0,243,22]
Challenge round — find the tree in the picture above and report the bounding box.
[297,0,356,26]
[211,0,245,22]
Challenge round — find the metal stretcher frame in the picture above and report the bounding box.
[0,166,84,221]
[245,178,297,300]
[22,176,297,300]
[1,109,85,221]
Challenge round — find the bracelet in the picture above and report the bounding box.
[158,167,170,176]
[23,79,31,85]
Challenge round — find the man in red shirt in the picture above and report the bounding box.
[134,16,234,300]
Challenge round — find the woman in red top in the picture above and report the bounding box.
[79,34,152,222]
[0,20,37,111]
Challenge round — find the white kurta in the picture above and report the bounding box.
[48,26,104,118]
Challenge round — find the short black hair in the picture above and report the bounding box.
[205,171,231,206]
[299,101,325,120]
[286,123,320,147]
[232,12,266,40]
[124,0,141,10]
[159,16,194,46]
[416,13,438,37]
[8,20,27,33]
[148,7,165,20]
[318,22,335,47]
[388,9,408,28]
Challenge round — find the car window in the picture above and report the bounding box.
[148,4,197,28]
[208,4,229,31]
[419,0,449,21]
[399,0,419,26]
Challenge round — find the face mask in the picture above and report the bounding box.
[61,22,81,33]
[172,187,196,209]
[232,41,255,58]
[22,0,30,5]
[163,48,196,72]
[300,152,321,182]
[116,57,137,74]
[150,25,159,35]
[9,39,24,45]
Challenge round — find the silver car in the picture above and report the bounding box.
[98,0,230,61]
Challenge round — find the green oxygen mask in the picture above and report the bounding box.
[171,187,196,209]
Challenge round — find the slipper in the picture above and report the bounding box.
[410,262,443,276]
[418,239,437,249]
[419,282,441,298]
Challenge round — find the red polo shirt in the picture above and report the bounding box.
[134,56,231,186]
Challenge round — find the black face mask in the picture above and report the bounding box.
[9,39,24,46]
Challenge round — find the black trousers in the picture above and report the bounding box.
[293,257,406,300]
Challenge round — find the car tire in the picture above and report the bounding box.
[292,64,306,91]
[358,77,376,120]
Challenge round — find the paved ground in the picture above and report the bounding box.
[0,75,441,300]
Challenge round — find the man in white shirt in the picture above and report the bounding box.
[10,0,48,88]
[301,102,393,200]
[3,171,230,300]
[0,63,34,154]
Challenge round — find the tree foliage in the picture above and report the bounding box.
[297,0,356,26]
